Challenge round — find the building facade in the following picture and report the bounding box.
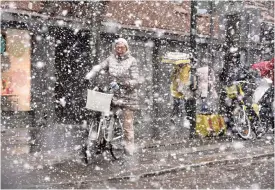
[1,1,274,139]
[1,1,100,128]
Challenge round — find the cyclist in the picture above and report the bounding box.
[85,38,140,156]
[221,67,259,135]
[252,57,274,132]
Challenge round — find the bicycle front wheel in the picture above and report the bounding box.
[234,105,252,139]
[109,117,125,160]
[86,118,101,162]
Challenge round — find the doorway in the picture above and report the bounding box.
[54,28,91,123]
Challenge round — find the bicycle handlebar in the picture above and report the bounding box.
[232,81,255,85]
[93,86,99,91]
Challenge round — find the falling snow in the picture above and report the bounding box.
[1,1,274,189]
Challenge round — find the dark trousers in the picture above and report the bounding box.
[171,98,185,118]
[171,97,196,137]
[219,88,237,130]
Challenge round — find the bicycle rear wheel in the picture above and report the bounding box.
[109,117,125,160]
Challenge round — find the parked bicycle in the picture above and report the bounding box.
[82,87,125,164]
[227,78,273,139]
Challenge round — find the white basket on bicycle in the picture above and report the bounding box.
[86,89,114,114]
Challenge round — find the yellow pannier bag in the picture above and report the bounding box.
[196,114,227,137]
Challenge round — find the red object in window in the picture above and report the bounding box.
[1,79,13,95]
[2,87,13,94]
[6,87,13,94]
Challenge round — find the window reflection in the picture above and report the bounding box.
[1,29,31,111]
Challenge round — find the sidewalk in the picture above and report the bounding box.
[22,138,275,189]
[0,126,184,167]
[1,122,272,169]
[2,124,274,189]
[1,124,235,169]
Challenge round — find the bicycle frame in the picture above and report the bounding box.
[88,113,116,142]
[84,85,126,161]
[85,106,125,160]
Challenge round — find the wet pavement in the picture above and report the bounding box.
[77,156,274,189]
[1,124,274,189]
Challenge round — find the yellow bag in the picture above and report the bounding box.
[170,64,191,98]
[196,114,226,137]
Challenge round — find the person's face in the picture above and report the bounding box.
[115,42,127,56]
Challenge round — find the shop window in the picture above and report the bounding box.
[247,11,261,42]
[226,14,240,45]
[197,1,210,13]
[213,48,225,73]
[170,0,184,5]
[1,29,31,111]
[197,44,210,67]
[250,50,262,64]
[261,23,274,43]
[240,50,248,67]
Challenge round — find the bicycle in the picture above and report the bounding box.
[227,80,272,139]
[82,87,125,164]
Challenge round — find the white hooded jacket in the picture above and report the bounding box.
[86,38,140,110]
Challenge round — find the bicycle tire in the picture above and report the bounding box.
[234,105,252,140]
[85,118,102,163]
[108,117,125,160]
